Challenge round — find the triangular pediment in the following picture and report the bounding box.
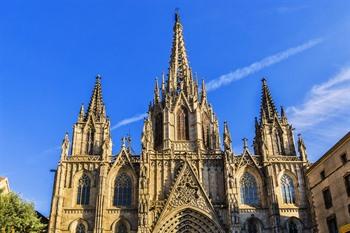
[154,160,219,227]
[237,149,260,170]
[112,147,136,173]
[172,91,192,112]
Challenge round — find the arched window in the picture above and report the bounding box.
[274,130,284,155]
[154,113,163,149]
[87,127,95,155]
[288,221,298,233]
[202,114,211,148]
[177,107,189,140]
[77,174,90,205]
[76,223,86,233]
[240,172,259,205]
[114,173,132,207]
[116,222,128,233]
[281,174,296,204]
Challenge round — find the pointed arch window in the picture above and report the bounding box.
[177,106,189,140]
[116,222,128,233]
[87,127,95,155]
[114,173,132,207]
[77,174,90,205]
[240,172,259,205]
[202,114,211,148]
[76,223,86,233]
[281,174,295,204]
[154,113,163,149]
[274,130,284,155]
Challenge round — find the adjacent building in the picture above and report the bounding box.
[306,132,350,233]
[48,13,314,233]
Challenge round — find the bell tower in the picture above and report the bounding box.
[141,12,220,153]
[253,78,296,158]
[71,75,112,157]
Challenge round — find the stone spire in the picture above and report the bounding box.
[201,79,207,102]
[167,11,192,95]
[280,106,288,123]
[86,75,105,121]
[260,78,277,122]
[78,104,85,122]
[223,121,232,152]
[298,134,308,162]
[154,78,160,104]
[161,72,166,99]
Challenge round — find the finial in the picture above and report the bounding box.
[261,77,267,84]
[78,103,85,121]
[175,8,180,22]
[242,138,248,149]
[96,74,101,80]
[121,136,127,148]
[201,79,207,100]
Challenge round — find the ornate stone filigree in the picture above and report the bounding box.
[166,164,211,214]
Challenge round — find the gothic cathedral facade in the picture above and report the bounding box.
[49,13,313,233]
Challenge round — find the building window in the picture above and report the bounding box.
[154,113,163,149]
[320,170,326,180]
[116,222,127,233]
[288,221,298,233]
[240,172,259,205]
[323,188,333,209]
[344,174,350,196]
[177,107,189,140]
[281,174,296,204]
[341,153,347,165]
[114,173,132,207]
[274,130,284,155]
[326,215,338,233]
[77,174,90,205]
[87,127,95,155]
[76,223,86,233]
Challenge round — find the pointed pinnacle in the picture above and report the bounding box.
[201,79,207,101]
[260,78,277,121]
[86,75,105,119]
[154,77,160,103]
[78,103,85,121]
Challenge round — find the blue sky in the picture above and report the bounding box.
[1,1,350,216]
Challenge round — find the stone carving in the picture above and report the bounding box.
[167,165,211,214]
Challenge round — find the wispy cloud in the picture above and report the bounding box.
[206,38,323,91]
[111,113,147,130]
[288,67,350,158]
[288,67,350,129]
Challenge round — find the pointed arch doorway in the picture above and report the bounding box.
[153,208,224,233]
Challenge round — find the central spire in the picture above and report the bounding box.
[86,75,106,121]
[167,11,192,95]
[260,78,277,122]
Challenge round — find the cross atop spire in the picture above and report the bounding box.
[86,75,106,121]
[167,10,192,95]
[260,78,277,122]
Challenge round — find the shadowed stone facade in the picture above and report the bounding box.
[48,13,313,233]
